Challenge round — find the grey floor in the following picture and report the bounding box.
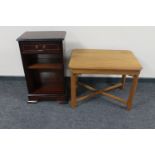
[0,77,155,129]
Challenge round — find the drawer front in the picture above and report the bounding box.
[20,41,62,53]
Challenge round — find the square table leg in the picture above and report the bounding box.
[120,75,126,89]
[127,75,139,110]
[70,72,78,108]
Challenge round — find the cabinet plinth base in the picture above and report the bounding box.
[28,93,68,103]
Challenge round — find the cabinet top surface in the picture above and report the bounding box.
[17,31,66,41]
[69,49,142,71]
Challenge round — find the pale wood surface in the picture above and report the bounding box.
[78,82,127,105]
[121,75,126,89]
[127,75,139,110]
[79,82,122,92]
[69,49,142,110]
[69,49,142,71]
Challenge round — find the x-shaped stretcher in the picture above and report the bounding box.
[69,49,142,110]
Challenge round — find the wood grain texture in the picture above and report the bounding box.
[17,31,67,102]
[121,75,126,89]
[78,82,126,104]
[69,49,142,110]
[127,75,139,110]
[69,49,142,71]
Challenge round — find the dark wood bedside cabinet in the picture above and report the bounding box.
[17,31,67,103]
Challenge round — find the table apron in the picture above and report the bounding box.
[71,69,140,75]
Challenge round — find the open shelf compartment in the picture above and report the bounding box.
[24,53,63,68]
[27,70,64,94]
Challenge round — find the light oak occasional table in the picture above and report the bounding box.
[69,49,142,110]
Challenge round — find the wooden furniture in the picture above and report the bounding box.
[69,49,142,110]
[17,31,67,103]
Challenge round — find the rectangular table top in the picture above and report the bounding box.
[69,49,142,71]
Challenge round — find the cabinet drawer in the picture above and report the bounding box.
[20,42,62,53]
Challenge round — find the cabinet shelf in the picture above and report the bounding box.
[17,31,67,102]
[32,84,64,94]
[28,63,63,70]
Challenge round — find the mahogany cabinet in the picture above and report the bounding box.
[17,31,67,103]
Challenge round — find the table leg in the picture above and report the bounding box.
[70,73,77,108]
[127,75,139,110]
[120,74,126,89]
